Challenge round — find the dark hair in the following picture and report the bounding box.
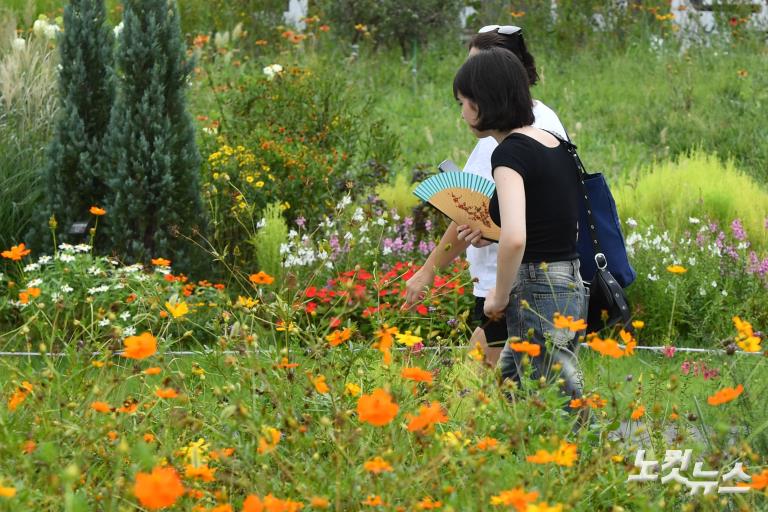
[453,47,534,133]
[469,31,539,87]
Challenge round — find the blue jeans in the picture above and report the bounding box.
[497,259,587,402]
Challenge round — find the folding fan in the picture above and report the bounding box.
[413,172,501,242]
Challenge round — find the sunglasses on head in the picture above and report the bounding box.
[478,25,522,35]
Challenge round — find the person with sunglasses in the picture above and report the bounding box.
[453,46,586,406]
[404,26,568,367]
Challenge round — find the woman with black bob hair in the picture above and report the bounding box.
[453,47,586,405]
[405,26,567,368]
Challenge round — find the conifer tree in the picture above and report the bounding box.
[105,0,205,269]
[35,0,114,248]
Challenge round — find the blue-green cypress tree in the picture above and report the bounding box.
[34,0,114,248]
[105,0,205,270]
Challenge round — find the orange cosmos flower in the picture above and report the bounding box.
[586,337,626,358]
[406,401,448,433]
[508,341,541,357]
[122,332,157,359]
[401,367,434,384]
[749,469,768,490]
[90,401,112,413]
[666,264,687,274]
[211,505,233,512]
[22,440,36,454]
[310,496,330,508]
[526,441,578,467]
[0,486,17,497]
[249,271,275,285]
[257,427,281,455]
[707,384,744,406]
[89,206,106,216]
[155,388,178,399]
[310,374,329,394]
[362,495,384,506]
[476,437,499,451]
[133,465,185,509]
[326,327,352,347]
[357,388,399,426]
[19,287,40,304]
[630,405,645,420]
[144,433,156,443]
[184,464,216,482]
[415,497,442,510]
[8,381,33,411]
[363,456,393,474]
[569,393,606,410]
[277,357,299,369]
[489,487,539,508]
[527,502,563,512]
[144,367,162,375]
[151,257,171,266]
[2,243,31,261]
[244,494,304,512]
[552,313,587,332]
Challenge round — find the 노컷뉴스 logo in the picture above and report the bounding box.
[626,449,752,495]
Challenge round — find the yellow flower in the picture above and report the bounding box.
[395,330,422,347]
[344,382,362,397]
[255,180,265,187]
[165,301,189,319]
[0,485,17,497]
[666,264,687,274]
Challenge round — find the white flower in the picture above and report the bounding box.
[626,218,638,228]
[88,266,102,276]
[61,284,74,293]
[74,244,90,253]
[87,285,110,295]
[113,21,124,38]
[687,257,696,266]
[37,255,52,264]
[112,283,125,290]
[43,23,60,40]
[359,223,369,234]
[721,290,728,297]
[12,37,26,51]
[58,253,76,263]
[711,280,717,288]
[336,195,352,210]
[688,217,701,224]
[343,232,353,241]
[123,326,137,337]
[698,287,706,296]
[376,217,387,226]
[256,218,266,229]
[23,263,41,272]
[98,318,111,327]
[318,250,329,260]
[58,243,75,252]
[119,311,132,321]
[352,207,364,222]
[647,273,659,282]
[32,18,48,37]
[262,63,284,80]
[382,246,392,256]
[50,292,61,302]
[27,278,43,288]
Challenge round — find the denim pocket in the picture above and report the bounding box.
[533,290,583,349]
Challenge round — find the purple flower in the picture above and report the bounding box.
[418,240,430,255]
[410,341,424,354]
[662,345,676,358]
[295,216,306,228]
[447,318,458,327]
[424,220,432,232]
[730,218,747,242]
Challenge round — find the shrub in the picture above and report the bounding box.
[104,0,205,271]
[252,202,288,282]
[317,0,464,56]
[614,151,768,249]
[33,0,115,251]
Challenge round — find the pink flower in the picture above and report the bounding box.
[662,345,676,358]
[410,341,424,355]
[681,361,691,375]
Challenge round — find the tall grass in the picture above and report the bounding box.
[0,13,58,248]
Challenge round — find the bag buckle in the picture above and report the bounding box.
[594,252,608,270]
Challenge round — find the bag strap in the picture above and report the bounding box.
[544,129,607,271]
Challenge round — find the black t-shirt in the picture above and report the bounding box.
[489,132,580,263]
